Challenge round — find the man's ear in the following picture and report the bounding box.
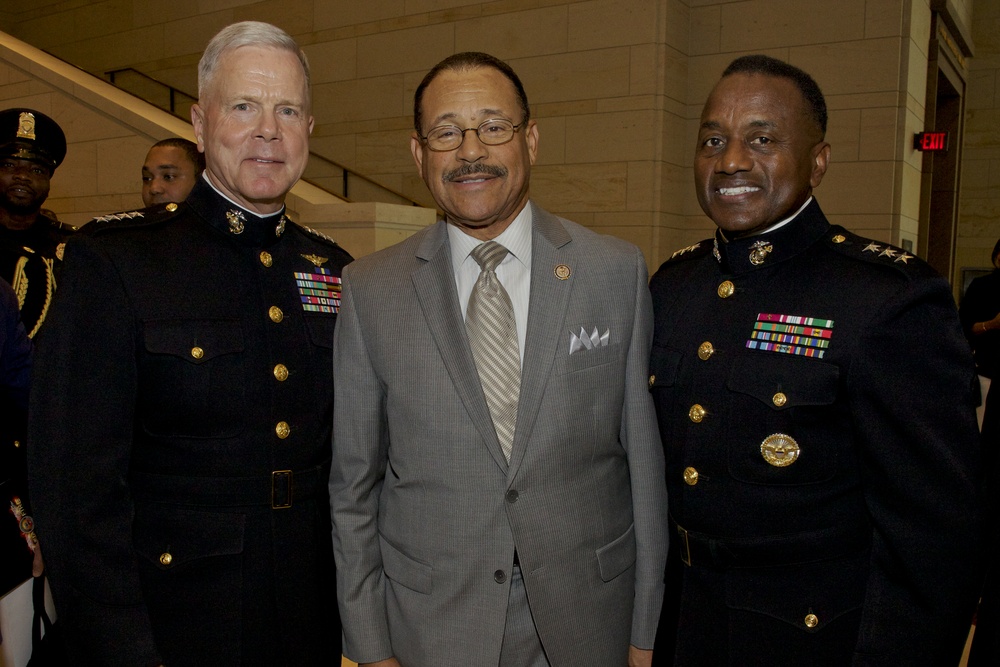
[810,141,831,189]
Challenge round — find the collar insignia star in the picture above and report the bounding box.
[226,209,246,235]
[301,254,328,267]
[863,242,881,253]
[894,252,913,264]
[879,247,898,258]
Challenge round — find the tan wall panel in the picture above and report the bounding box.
[356,23,455,78]
[513,48,631,105]
[305,39,359,85]
[564,109,658,163]
[453,5,569,59]
[720,0,866,51]
[865,0,905,39]
[858,107,899,162]
[567,0,660,50]
[531,162,628,213]
[314,0,404,32]
[816,161,896,215]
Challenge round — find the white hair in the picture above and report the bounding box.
[197,21,310,102]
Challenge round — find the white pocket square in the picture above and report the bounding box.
[569,327,610,355]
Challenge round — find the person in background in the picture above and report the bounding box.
[141,137,205,208]
[0,108,73,341]
[960,239,1000,666]
[28,21,350,665]
[650,54,982,665]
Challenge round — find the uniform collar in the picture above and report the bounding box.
[714,198,829,275]
[188,175,288,248]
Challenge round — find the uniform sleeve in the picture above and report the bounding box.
[27,235,161,666]
[623,247,669,648]
[849,275,983,664]
[1,279,31,413]
[329,267,394,662]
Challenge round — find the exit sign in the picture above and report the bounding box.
[914,131,949,152]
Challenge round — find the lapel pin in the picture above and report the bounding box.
[554,264,571,280]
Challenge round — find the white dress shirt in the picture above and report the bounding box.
[448,204,533,366]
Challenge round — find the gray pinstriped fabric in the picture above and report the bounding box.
[466,241,519,461]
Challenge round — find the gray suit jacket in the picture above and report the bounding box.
[331,203,668,666]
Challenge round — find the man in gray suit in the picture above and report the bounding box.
[330,52,668,667]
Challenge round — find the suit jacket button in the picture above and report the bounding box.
[494,569,507,584]
[506,490,519,504]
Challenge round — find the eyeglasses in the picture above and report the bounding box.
[418,118,525,152]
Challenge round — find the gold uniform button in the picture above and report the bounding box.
[273,364,289,381]
[648,374,655,388]
[165,202,178,212]
[260,251,273,267]
[683,466,699,485]
[804,613,819,628]
[698,341,714,360]
[190,346,204,359]
[688,404,706,423]
[831,234,846,244]
[269,306,283,323]
[159,552,173,566]
[772,392,787,407]
[275,421,290,439]
[717,280,735,299]
[13,440,20,448]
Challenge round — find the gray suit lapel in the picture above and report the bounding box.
[411,221,510,471]
[508,204,574,475]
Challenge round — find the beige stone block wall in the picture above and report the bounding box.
[6,0,991,273]
[957,0,1000,282]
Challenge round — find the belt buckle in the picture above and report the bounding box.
[271,470,293,509]
[677,524,692,567]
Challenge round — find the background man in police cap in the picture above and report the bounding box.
[28,20,349,665]
[649,54,983,665]
[0,107,72,341]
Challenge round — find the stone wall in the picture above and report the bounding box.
[3,0,988,271]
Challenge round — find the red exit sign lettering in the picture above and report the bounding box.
[914,131,949,152]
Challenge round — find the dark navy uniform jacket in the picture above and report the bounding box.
[649,199,983,666]
[0,213,71,340]
[28,178,351,666]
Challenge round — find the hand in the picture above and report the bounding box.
[360,659,402,667]
[31,540,44,577]
[628,645,653,667]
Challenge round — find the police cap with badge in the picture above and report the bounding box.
[0,108,67,174]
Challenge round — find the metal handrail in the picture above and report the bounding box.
[105,67,425,207]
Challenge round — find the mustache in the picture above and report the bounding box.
[443,163,507,181]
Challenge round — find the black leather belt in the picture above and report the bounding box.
[671,518,870,569]
[131,460,329,510]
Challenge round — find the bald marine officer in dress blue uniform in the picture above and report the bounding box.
[649,55,983,665]
[28,21,349,666]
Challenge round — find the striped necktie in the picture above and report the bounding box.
[466,241,520,461]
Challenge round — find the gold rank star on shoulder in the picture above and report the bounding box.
[862,241,913,264]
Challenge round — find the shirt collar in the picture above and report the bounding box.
[448,203,533,273]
